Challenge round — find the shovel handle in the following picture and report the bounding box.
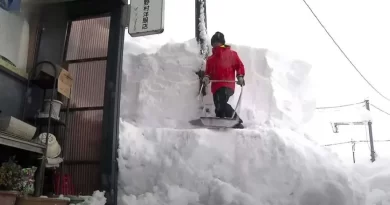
[209,80,238,83]
[198,80,243,120]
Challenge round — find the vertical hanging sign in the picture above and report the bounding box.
[128,0,165,37]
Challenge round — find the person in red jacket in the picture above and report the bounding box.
[202,32,245,128]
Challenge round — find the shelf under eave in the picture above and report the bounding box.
[0,131,45,154]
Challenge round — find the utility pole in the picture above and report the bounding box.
[330,99,376,162]
[351,140,356,163]
[365,99,376,162]
[195,0,207,52]
[195,0,208,96]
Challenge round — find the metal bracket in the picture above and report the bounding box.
[330,122,338,133]
[331,121,366,133]
[121,4,130,28]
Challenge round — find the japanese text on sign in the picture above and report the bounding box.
[142,0,150,29]
[127,0,165,37]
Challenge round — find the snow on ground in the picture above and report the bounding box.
[118,38,369,205]
[69,191,107,205]
[118,120,367,205]
[352,158,390,205]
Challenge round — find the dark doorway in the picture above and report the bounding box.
[59,16,111,195]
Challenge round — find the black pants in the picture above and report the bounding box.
[213,87,243,123]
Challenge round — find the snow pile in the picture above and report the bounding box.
[118,39,369,205]
[70,191,107,205]
[231,45,315,128]
[353,159,390,205]
[118,120,366,205]
[121,39,315,128]
[121,39,202,128]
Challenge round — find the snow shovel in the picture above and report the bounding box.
[189,80,243,128]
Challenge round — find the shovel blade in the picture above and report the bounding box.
[199,117,240,128]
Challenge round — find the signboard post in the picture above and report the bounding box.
[127,0,165,37]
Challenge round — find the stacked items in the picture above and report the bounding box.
[38,133,63,168]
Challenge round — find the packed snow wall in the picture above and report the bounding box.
[118,39,367,205]
[120,39,315,129]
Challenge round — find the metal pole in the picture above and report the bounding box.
[195,0,200,44]
[195,0,207,54]
[365,99,376,162]
[195,0,208,96]
[351,141,356,163]
[33,61,58,197]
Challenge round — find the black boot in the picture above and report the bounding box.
[232,123,244,129]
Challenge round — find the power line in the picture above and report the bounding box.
[301,0,390,102]
[316,101,390,117]
[316,101,364,110]
[323,141,351,147]
[370,104,390,116]
[374,139,390,143]
[323,139,390,147]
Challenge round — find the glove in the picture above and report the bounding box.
[237,76,245,86]
[202,76,210,85]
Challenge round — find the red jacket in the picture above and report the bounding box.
[204,45,245,94]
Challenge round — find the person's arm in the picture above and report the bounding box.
[234,51,245,77]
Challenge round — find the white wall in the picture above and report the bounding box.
[0,7,29,72]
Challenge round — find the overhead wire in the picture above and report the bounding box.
[316,101,364,110]
[370,104,390,116]
[323,141,351,147]
[323,139,390,147]
[297,1,390,159]
[301,0,390,102]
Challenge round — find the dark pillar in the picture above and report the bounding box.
[101,2,124,205]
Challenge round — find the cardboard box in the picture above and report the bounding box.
[57,64,73,99]
[34,63,74,98]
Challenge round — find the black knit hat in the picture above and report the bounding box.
[211,31,225,45]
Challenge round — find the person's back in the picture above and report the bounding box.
[202,31,246,128]
[206,44,244,94]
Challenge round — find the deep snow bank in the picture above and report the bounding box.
[117,120,366,205]
[352,158,390,205]
[120,39,315,129]
[118,39,367,205]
